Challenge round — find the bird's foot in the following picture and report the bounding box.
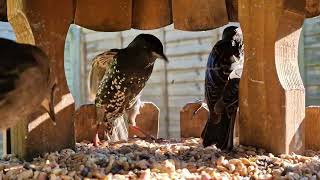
[129,125,156,140]
[93,133,102,147]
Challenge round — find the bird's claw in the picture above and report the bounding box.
[130,125,156,141]
[93,133,102,147]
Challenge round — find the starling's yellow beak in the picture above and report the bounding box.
[41,82,57,125]
[152,52,169,62]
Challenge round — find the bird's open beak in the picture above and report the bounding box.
[41,82,57,125]
[152,52,169,62]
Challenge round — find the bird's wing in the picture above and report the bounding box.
[88,50,118,101]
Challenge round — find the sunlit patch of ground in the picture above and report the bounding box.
[0,138,319,179]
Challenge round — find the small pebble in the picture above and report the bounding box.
[0,138,319,179]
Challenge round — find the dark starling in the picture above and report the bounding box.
[199,26,244,150]
[88,34,168,145]
[0,38,56,130]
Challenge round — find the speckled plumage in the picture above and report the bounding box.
[89,34,168,139]
[201,26,243,150]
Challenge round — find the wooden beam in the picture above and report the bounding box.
[238,0,305,154]
[172,0,228,31]
[74,0,132,32]
[7,0,75,160]
[132,0,172,30]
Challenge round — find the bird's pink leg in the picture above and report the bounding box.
[127,100,156,140]
[93,123,102,146]
[129,124,156,140]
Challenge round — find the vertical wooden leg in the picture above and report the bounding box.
[180,102,208,138]
[238,0,305,154]
[7,0,75,160]
[305,106,320,151]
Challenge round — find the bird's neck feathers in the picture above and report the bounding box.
[119,46,157,70]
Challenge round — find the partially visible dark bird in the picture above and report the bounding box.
[200,26,244,150]
[0,38,56,130]
[88,34,168,146]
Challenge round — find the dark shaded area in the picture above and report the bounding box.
[0,0,7,22]
[225,0,238,22]
[201,26,243,150]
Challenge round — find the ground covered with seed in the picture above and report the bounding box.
[0,138,320,179]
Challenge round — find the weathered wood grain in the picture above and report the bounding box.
[128,102,160,138]
[7,0,75,160]
[239,0,305,154]
[180,102,208,138]
[132,0,172,30]
[172,0,228,31]
[74,0,132,32]
[305,106,320,150]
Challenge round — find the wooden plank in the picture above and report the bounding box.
[168,82,205,96]
[180,102,208,138]
[85,38,122,52]
[128,102,159,138]
[169,96,203,108]
[7,0,75,160]
[1,130,7,156]
[165,30,216,42]
[74,0,132,32]
[305,106,320,150]
[141,85,162,96]
[238,0,305,154]
[166,42,212,57]
[305,66,320,85]
[166,56,207,70]
[167,69,206,84]
[132,0,172,30]
[172,0,228,31]
[84,32,121,42]
[74,104,105,142]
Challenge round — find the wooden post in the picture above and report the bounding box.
[128,102,160,138]
[180,102,208,138]
[74,104,105,142]
[7,0,75,160]
[75,102,159,141]
[238,0,305,154]
[305,106,320,151]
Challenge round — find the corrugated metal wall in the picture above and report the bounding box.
[81,24,238,138]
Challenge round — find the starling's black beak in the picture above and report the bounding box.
[41,82,57,125]
[152,52,169,62]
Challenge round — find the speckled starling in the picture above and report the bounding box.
[200,26,244,150]
[0,38,56,129]
[88,34,168,145]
